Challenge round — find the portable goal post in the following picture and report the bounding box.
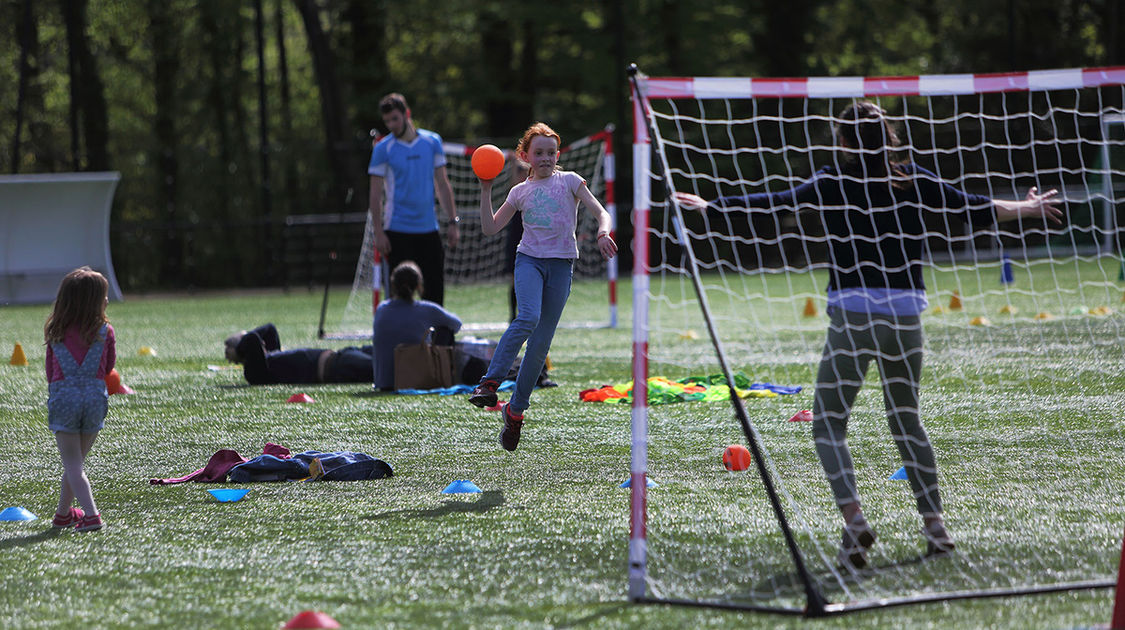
[628,64,1125,616]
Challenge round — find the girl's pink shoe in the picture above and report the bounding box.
[75,514,103,532]
[51,507,84,528]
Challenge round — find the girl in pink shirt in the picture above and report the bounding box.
[43,267,116,532]
[469,123,618,451]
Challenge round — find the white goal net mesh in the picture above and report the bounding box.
[331,128,615,338]
[630,68,1125,612]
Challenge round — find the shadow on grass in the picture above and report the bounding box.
[551,603,631,628]
[0,527,66,550]
[724,551,940,606]
[350,389,392,398]
[366,490,508,520]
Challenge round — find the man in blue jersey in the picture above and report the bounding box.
[368,93,459,305]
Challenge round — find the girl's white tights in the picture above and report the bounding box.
[55,431,99,516]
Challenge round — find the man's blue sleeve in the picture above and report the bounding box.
[368,141,388,176]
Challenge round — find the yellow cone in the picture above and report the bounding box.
[138,346,156,357]
[948,291,963,311]
[1035,312,1053,320]
[803,297,818,317]
[970,316,990,326]
[999,304,1017,315]
[9,343,28,366]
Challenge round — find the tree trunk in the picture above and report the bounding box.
[149,0,182,284]
[11,0,33,173]
[480,7,535,138]
[12,0,56,172]
[253,0,276,282]
[344,0,388,133]
[1106,0,1123,65]
[761,0,809,77]
[294,0,353,210]
[62,0,110,171]
[276,0,298,216]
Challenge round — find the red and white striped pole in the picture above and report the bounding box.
[1112,525,1125,629]
[628,75,651,602]
[600,126,619,329]
[370,249,382,313]
[370,133,384,314]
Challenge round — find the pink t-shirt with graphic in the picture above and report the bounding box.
[44,324,116,383]
[506,171,586,259]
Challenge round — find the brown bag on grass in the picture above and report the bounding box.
[393,343,455,390]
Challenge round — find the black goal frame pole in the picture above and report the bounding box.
[316,249,337,339]
[316,187,355,339]
[627,64,828,617]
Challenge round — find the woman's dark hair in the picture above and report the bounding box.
[835,101,906,183]
[390,261,423,301]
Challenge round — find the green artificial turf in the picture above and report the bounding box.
[1,272,1122,629]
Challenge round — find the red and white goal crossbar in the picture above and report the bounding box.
[637,66,1125,100]
[626,64,1125,604]
[371,125,621,326]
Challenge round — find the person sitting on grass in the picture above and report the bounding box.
[371,261,462,391]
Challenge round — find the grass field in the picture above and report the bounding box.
[1,272,1122,629]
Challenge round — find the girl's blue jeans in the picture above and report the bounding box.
[484,253,573,412]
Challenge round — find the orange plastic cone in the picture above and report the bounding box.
[948,291,963,311]
[282,611,341,629]
[802,297,817,317]
[105,369,122,395]
[9,343,28,366]
[788,409,813,422]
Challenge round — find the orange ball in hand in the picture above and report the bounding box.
[471,144,505,180]
[722,444,751,471]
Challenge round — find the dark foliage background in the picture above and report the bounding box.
[2,0,1121,290]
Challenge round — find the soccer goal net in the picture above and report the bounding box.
[628,65,1125,615]
[326,126,618,339]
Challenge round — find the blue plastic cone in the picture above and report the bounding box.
[207,489,249,502]
[1000,255,1014,284]
[618,477,658,488]
[889,466,908,480]
[0,506,37,521]
[441,480,482,494]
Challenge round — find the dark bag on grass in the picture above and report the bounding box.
[394,342,454,390]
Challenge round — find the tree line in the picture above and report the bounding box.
[2,0,1121,289]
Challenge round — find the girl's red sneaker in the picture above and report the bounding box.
[75,514,103,532]
[51,507,84,528]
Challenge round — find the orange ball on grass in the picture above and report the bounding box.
[722,444,752,471]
